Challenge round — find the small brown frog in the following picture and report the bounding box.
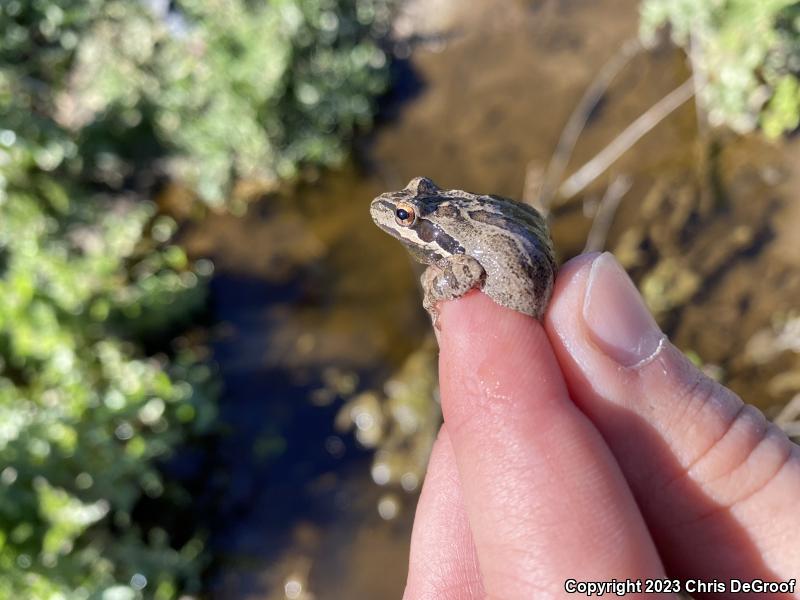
[370,177,556,325]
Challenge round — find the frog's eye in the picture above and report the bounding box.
[395,203,417,227]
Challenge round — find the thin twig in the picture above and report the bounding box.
[775,393,800,428]
[559,78,695,200]
[583,175,632,253]
[537,37,642,213]
[522,162,546,213]
[689,32,708,137]
[780,420,800,438]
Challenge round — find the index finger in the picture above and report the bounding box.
[438,291,667,598]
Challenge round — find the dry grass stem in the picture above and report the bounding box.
[583,174,633,253]
[559,78,695,200]
[538,38,642,212]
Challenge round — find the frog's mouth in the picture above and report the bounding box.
[375,221,400,237]
[402,239,442,265]
[398,222,464,265]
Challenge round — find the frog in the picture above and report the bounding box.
[370,176,556,326]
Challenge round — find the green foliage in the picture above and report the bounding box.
[0,0,393,597]
[3,0,393,205]
[641,0,800,137]
[0,143,216,597]
[151,0,393,203]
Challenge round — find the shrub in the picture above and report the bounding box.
[0,0,393,596]
[641,0,800,137]
[4,0,393,206]
[0,152,216,597]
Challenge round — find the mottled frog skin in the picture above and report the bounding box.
[370,177,556,324]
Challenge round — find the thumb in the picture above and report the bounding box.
[546,252,800,591]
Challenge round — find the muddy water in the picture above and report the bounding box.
[181,0,800,597]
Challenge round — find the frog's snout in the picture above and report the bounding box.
[369,195,393,227]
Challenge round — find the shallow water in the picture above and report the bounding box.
[180,0,800,597]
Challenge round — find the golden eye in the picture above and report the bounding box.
[395,203,417,227]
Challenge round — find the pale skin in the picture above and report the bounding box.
[405,252,800,600]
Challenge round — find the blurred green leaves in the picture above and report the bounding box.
[3,0,393,205]
[0,160,217,596]
[0,0,393,597]
[641,0,800,137]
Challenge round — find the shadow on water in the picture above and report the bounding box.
[207,273,374,590]
[171,0,800,597]
[179,164,427,597]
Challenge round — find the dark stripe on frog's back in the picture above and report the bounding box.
[430,203,460,219]
[467,204,555,301]
[428,193,549,244]
[485,195,549,238]
[467,204,553,260]
[480,225,555,306]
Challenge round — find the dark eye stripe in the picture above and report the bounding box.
[416,219,437,243]
[415,219,464,254]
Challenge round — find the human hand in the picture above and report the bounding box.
[404,252,800,599]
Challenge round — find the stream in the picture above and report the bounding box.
[177,0,800,597]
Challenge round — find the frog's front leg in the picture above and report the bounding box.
[421,255,486,328]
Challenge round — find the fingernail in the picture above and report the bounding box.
[582,252,665,368]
